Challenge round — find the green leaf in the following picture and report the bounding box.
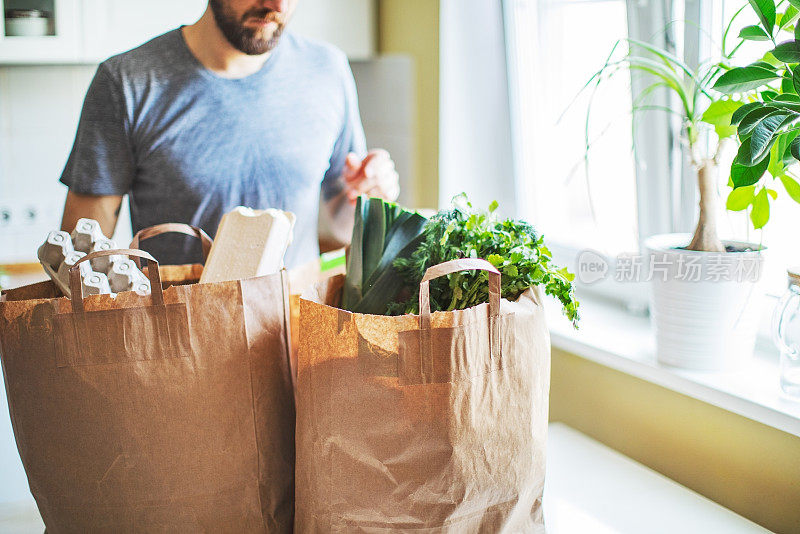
[731,102,763,124]
[771,40,800,62]
[769,129,800,175]
[738,107,779,137]
[751,112,791,162]
[769,136,784,176]
[783,72,796,94]
[726,185,756,210]
[796,17,800,40]
[749,0,777,36]
[750,188,771,229]
[361,198,387,283]
[767,188,778,199]
[780,5,800,29]
[731,154,770,187]
[351,233,427,314]
[713,66,780,93]
[791,0,800,9]
[761,51,782,67]
[488,200,499,213]
[762,89,779,101]
[792,135,800,160]
[701,100,743,138]
[487,254,504,267]
[795,69,800,100]
[739,24,771,40]
[780,129,800,165]
[366,211,428,288]
[780,174,800,202]
[343,196,429,313]
[343,196,366,309]
[773,93,800,103]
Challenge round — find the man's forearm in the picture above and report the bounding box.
[61,191,123,237]
[318,188,356,252]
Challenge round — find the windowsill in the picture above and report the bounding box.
[545,295,800,439]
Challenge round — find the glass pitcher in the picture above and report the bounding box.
[773,268,800,399]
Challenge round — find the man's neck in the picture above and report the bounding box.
[182,6,271,79]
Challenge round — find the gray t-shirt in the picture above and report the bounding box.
[61,28,366,268]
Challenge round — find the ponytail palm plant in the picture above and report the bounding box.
[584,0,800,251]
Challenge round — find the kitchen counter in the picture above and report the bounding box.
[0,265,48,293]
[0,423,770,533]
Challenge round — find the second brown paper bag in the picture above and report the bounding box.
[295,258,550,533]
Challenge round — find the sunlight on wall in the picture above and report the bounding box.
[378,0,439,210]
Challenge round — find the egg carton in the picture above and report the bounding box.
[37,218,151,299]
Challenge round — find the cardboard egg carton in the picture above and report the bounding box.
[37,218,151,298]
[199,206,295,284]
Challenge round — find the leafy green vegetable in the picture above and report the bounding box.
[390,194,580,327]
[342,196,428,314]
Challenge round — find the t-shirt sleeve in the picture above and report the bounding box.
[321,53,367,200]
[59,63,135,195]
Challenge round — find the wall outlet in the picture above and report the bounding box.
[0,206,11,227]
[0,197,63,264]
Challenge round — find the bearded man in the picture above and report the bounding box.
[60,0,400,267]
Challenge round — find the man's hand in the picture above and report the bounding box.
[342,149,400,203]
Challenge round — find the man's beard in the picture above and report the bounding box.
[209,0,285,55]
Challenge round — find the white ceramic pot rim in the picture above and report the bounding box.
[644,233,765,256]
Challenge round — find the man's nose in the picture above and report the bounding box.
[259,0,289,12]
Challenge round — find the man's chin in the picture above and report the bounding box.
[238,37,281,55]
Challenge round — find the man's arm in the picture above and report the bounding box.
[319,189,355,252]
[59,64,134,237]
[60,191,123,238]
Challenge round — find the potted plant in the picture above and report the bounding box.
[586,0,800,370]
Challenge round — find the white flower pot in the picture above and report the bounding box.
[644,233,766,371]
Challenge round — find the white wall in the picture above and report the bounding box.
[0,65,95,263]
[439,0,516,216]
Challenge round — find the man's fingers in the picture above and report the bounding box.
[342,149,399,202]
[345,152,361,168]
[364,156,394,178]
[354,149,390,175]
[343,153,361,180]
[364,148,390,164]
[346,168,400,201]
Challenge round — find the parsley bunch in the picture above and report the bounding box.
[390,195,580,327]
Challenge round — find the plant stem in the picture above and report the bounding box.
[687,159,725,252]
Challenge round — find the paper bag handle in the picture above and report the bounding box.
[129,223,213,266]
[419,258,501,326]
[69,249,163,314]
[418,258,501,369]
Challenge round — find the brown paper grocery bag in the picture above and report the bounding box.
[287,250,347,389]
[296,258,550,533]
[0,238,295,532]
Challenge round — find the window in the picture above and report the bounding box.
[504,0,800,301]
[504,0,639,257]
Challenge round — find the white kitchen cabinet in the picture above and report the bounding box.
[0,0,375,64]
[0,0,81,63]
[80,0,206,63]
